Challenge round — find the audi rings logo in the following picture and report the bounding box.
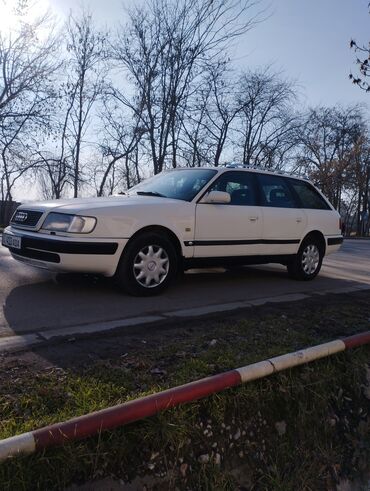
[14,211,28,222]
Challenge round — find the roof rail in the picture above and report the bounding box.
[220,163,309,180]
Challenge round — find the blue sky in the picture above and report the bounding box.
[234,0,370,107]
[50,0,370,109]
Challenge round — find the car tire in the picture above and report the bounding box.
[287,238,324,281]
[115,232,178,296]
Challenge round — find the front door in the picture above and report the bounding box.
[194,171,263,258]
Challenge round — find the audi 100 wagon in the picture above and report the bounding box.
[2,165,343,296]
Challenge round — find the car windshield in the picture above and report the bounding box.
[129,168,217,202]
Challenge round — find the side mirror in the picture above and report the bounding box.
[200,191,231,204]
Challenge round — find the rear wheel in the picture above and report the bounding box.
[287,238,323,281]
[115,232,178,296]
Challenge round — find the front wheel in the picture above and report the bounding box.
[115,233,178,296]
[287,239,323,281]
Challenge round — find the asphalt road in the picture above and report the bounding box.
[1,239,370,339]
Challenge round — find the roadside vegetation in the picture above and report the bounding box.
[1,291,370,490]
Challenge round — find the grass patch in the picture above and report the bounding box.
[1,292,370,490]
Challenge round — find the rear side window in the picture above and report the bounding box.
[208,171,257,206]
[289,179,331,210]
[257,173,298,208]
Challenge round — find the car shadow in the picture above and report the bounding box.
[2,262,368,339]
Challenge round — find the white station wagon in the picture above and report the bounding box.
[2,165,343,295]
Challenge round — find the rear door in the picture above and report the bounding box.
[256,173,307,255]
[194,171,263,257]
[288,178,340,238]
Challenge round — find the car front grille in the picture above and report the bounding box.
[11,209,44,228]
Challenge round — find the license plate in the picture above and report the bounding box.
[2,233,22,249]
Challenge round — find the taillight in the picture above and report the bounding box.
[339,217,342,232]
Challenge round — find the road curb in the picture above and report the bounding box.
[1,285,370,353]
[1,331,370,461]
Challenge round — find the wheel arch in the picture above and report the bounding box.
[124,225,183,260]
[301,230,326,255]
[114,225,182,294]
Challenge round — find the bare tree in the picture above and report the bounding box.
[65,9,106,197]
[205,64,242,166]
[93,97,145,195]
[0,2,59,221]
[113,0,261,175]
[35,74,80,200]
[297,105,365,211]
[345,134,370,235]
[349,4,370,92]
[180,73,212,167]
[181,61,241,166]
[234,68,299,168]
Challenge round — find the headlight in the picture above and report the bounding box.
[42,213,96,233]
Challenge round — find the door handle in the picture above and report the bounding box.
[249,216,259,221]
[296,217,302,223]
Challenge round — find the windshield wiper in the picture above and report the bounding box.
[136,191,167,198]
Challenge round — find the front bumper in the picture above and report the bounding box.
[2,227,128,276]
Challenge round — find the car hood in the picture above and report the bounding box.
[20,195,187,214]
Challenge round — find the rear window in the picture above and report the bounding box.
[289,179,331,210]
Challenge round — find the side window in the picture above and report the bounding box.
[208,171,257,206]
[257,173,298,208]
[289,179,331,210]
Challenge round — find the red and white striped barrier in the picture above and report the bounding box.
[1,331,370,462]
